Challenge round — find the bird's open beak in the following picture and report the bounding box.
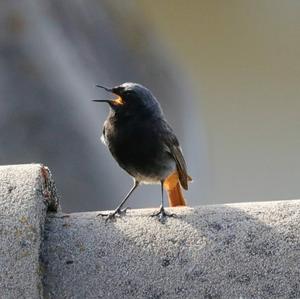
[95,84,112,92]
[92,97,124,106]
[93,84,125,106]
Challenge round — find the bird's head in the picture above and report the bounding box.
[93,82,161,114]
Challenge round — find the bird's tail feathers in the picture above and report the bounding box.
[164,171,187,207]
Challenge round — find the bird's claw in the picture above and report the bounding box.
[97,207,129,221]
[151,206,177,223]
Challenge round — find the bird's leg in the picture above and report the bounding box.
[151,180,176,223]
[98,180,139,221]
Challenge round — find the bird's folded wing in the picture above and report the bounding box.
[169,144,189,190]
[163,136,188,190]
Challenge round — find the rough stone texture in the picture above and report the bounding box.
[43,200,300,299]
[0,164,58,299]
[1,164,299,298]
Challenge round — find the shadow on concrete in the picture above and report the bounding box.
[42,202,300,298]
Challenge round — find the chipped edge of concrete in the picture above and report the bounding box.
[37,164,61,298]
[0,164,60,299]
[39,164,60,213]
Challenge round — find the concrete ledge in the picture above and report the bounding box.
[43,201,300,299]
[1,164,300,298]
[0,164,58,299]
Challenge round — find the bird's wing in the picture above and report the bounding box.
[162,123,189,190]
[169,143,189,190]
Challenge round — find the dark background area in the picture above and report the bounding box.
[0,0,203,212]
[1,0,299,212]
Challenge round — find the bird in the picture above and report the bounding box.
[93,82,191,222]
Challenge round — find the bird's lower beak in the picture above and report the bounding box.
[94,84,125,106]
[92,100,110,103]
[92,96,124,106]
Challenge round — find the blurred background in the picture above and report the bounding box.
[0,0,299,212]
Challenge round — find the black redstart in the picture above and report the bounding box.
[93,82,191,222]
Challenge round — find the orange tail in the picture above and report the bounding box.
[164,172,186,207]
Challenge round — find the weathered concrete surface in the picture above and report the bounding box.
[43,200,300,299]
[1,164,299,298]
[0,164,58,299]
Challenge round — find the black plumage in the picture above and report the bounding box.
[93,82,189,221]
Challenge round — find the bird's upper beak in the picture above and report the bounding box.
[93,84,125,106]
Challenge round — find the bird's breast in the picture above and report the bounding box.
[102,115,175,181]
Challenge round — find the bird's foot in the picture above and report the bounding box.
[151,206,176,223]
[97,207,129,221]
